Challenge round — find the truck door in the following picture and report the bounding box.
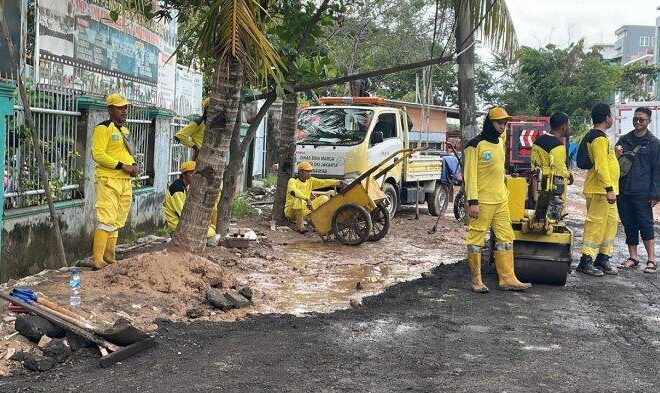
[368,111,403,183]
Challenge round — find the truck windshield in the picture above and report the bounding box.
[297,108,374,146]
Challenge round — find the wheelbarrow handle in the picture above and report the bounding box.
[341,148,425,195]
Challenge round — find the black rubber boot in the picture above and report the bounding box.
[576,255,604,277]
[594,253,618,275]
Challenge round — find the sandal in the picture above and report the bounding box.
[619,258,639,269]
[644,261,657,274]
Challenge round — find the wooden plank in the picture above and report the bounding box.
[99,337,155,368]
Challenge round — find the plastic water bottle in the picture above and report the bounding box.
[69,268,81,307]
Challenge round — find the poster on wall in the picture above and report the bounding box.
[37,0,160,102]
[175,64,203,116]
[156,13,177,110]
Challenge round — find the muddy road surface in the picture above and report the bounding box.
[1,208,658,392]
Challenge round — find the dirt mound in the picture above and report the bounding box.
[86,250,234,295]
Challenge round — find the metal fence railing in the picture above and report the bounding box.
[168,116,194,184]
[4,88,82,209]
[127,105,153,189]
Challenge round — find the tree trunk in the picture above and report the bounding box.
[272,93,298,225]
[215,93,277,237]
[455,0,478,150]
[172,57,243,252]
[265,107,282,172]
[214,110,243,238]
[0,6,67,266]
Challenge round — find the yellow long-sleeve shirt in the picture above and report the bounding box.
[92,120,135,179]
[163,178,187,233]
[163,178,218,235]
[175,119,205,149]
[464,133,508,205]
[582,130,620,195]
[531,133,570,179]
[285,176,341,211]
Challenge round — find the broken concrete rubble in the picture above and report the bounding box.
[42,338,72,364]
[207,289,234,311]
[23,355,56,372]
[224,291,250,308]
[238,287,253,300]
[15,315,65,343]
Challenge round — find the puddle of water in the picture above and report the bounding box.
[241,238,460,316]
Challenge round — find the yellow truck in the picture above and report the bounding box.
[295,96,447,217]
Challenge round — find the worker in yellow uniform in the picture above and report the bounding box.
[464,107,531,293]
[531,112,572,183]
[174,97,210,160]
[531,112,573,217]
[575,103,620,276]
[163,161,221,246]
[91,93,138,270]
[285,161,342,233]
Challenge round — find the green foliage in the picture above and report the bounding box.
[491,40,622,128]
[128,230,148,243]
[262,172,277,187]
[231,194,258,219]
[619,63,660,101]
[156,226,170,237]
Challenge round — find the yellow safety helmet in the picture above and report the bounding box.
[488,107,513,121]
[202,97,210,109]
[105,93,130,107]
[180,161,196,173]
[298,161,313,171]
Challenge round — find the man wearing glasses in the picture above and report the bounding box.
[615,107,659,274]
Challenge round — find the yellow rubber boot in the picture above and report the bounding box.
[467,252,489,293]
[92,229,110,270]
[104,236,118,265]
[494,249,531,291]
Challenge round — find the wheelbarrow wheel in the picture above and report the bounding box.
[368,203,391,241]
[453,190,467,223]
[332,204,372,246]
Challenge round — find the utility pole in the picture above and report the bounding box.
[455,0,478,150]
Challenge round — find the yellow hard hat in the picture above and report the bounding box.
[488,107,512,121]
[298,161,313,171]
[180,161,196,173]
[202,97,210,109]
[106,93,130,107]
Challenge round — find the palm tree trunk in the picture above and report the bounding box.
[216,93,277,236]
[455,0,478,149]
[172,58,243,252]
[272,92,298,225]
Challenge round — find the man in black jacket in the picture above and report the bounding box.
[615,107,659,274]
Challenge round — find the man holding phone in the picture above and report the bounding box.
[615,107,659,274]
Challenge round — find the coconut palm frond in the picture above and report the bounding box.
[189,0,284,83]
[459,0,518,59]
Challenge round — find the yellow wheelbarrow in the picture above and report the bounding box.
[308,148,423,245]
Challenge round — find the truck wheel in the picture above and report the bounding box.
[382,183,398,217]
[453,190,466,223]
[428,184,450,216]
[368,203,391,241]
[332,204,372,246]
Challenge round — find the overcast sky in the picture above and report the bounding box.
[502,0,658,48]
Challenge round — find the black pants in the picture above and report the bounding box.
[617,194,655,245]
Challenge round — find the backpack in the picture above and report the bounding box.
[576,136,593,169]
[576,129,607,170]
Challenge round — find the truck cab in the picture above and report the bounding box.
[295,97,447,217]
